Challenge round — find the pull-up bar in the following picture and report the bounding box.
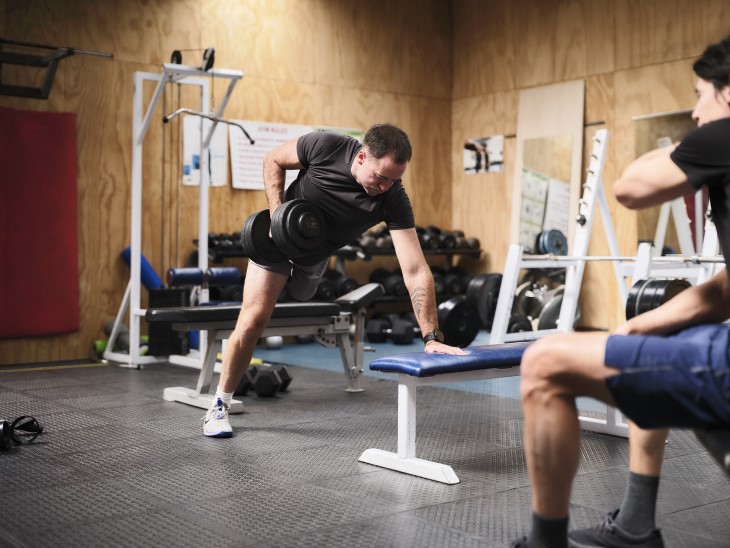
[0,38,113,99]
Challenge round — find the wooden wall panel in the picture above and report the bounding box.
[451,0,614,97]
[67,0,202,66]
[614,0,730,70]
[451,0,515,97]
[315,0,451,99]
[203,0,317,82]
[451,90,518,273]
[3,0,728,362]
[510,0,614,89]
[0,0,454,363]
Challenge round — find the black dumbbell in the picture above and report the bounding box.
[323,269,360,296]
[234,364,292,397]
[241,199,326,266]
[369,268,407,297]
[314,278,337,301]
[365,315,415,345]
[443,267,468,296]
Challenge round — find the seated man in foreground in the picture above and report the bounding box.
[512,35,730,548]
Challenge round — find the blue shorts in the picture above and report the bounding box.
[604,323,730,429]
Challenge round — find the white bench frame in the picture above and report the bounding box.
[359,365,520,484]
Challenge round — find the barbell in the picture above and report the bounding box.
[522,253,725,264]
[241,199,327,266]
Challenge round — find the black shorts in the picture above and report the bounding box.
[250,257,329,301]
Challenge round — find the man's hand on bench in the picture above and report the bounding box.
[425,341,467,355]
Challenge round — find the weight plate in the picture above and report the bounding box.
[508,313,533,333]
[625,278,691,320]
[271,201,301,259]
[465,273,502,330]
[241,210,286,265]
[369,267,392,285]
[437,295,480,348]
[272,200,327,260]
[536,286,564,330]
[535,229,568,255]
[284,200,325,252]
[0,421,10,451]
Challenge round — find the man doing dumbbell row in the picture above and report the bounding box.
[512,35,730,548]
[204,123,465,438]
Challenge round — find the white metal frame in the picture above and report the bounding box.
[105,63,243,368]
[492,130,622,342]
[358,364,521,484]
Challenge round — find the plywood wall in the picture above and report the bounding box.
[2,0,729,363]
[451,0,730,329]
[0,0,451,364]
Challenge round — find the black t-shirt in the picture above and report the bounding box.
[670,118,730,273]
[284,132,415,256]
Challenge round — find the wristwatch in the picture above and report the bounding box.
[423,329,444,345]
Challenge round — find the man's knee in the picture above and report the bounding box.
[520,335,576,400]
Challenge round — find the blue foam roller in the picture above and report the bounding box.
[120,247,163,291]
[206,267,241,286]
[166,268,205,286]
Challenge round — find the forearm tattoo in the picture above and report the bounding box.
[410,286,427,319]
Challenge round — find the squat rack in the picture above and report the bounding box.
[105,62,243,368]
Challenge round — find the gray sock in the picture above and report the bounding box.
[527,512,568,548]
[615,471,660,535]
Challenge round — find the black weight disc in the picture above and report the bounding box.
[465,273,502,330]
[284,200,325,253]
[241,210,286,266]
[437,295,480,348]
[0,421,10,451]
[271,201,301,259]
[508,314,533,333]
[10,416,43,444]
[369,267,392,285]
[625,278,691,320]
[536,287,564,330]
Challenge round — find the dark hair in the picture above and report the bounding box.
[694,35,730,91]
[363,123,412,164]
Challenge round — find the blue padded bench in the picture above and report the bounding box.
[359,342,532,484]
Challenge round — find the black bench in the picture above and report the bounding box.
[145,283,384,413]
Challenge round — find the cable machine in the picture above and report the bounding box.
[105,61,243,368]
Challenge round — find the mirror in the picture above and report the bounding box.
[518,135,573,249]
[511,80,585,252]
[633,110,702,254]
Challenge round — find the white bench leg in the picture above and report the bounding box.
[359,374,460,484]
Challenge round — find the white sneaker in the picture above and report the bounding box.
[203,398,233,438]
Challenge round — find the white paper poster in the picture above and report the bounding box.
[182,117,228,187]
[229,121,313,190]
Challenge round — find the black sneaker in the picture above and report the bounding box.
[509,536,530,548]
[569,510,664,548]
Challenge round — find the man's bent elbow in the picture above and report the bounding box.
[613,179,645,210]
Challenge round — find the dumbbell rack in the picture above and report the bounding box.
[105,63,243,369]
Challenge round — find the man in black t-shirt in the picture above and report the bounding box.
[204,123,465,439]
[511,37,730,548]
